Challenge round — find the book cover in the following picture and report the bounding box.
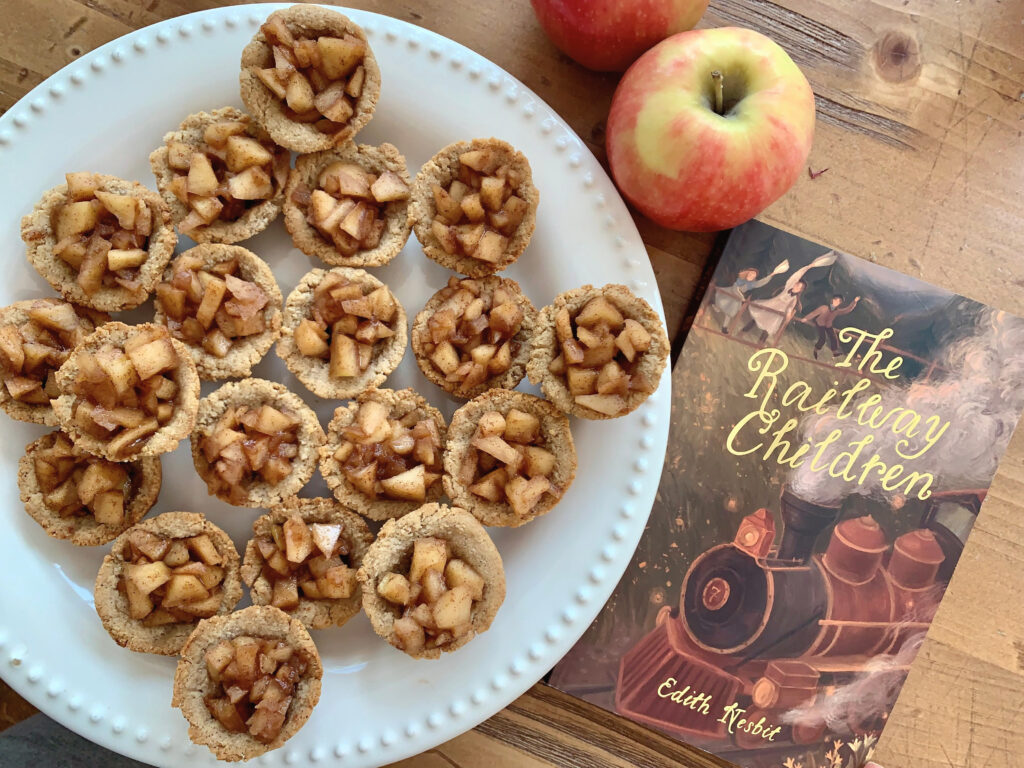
[549,220,1024,768]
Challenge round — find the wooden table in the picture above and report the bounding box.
[3,1,1023,766]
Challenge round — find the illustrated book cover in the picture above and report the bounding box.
[548,219,1024,768]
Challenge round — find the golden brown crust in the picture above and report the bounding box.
[358,503,505,659]
[411,276,537,399]
[20,175,177,311]
[241,498,374,629]
[319,388,448,521]
[152,244,283,380]
[52,322,201,460]
[172,605,322,761]
[276,267,407,399]
[148,107,286,244]
[409,138,539,277]
[283,142,412,267]
[0,299,108,426]
[190,378,325,508]
[526,284,670,419]
[239,6,380,153]
[442,389,577,527]
[94,511,243,656]
[18,430,161,546]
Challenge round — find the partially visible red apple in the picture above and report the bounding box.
[529,0,709,72]
[606,27,816,232]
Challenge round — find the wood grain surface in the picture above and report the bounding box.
[2,1,1023,767]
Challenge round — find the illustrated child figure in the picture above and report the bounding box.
[713,267,781,333]
[804,294,861,358]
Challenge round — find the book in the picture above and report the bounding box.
[548,219,1024,768]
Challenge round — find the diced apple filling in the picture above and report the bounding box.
[0,299,102,405]
[203,635,310,744]
[69,326,181,458]
[459,408,562,517]
[547,297,656,417]
[33,431,133,524]
[52,173,156,297]
[293,272,398,379]
[377,537,484,654]
[198,403,301,504]
[117,527,227,626]
[164,119,289,234]
[252,16,370,137]
[333,399,443,503]
[156,254,270,358]
[430,148,529,264]
[250,514,357,610]
[416,276,525,393]
[291,161,408,256]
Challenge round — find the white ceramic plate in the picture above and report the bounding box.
[0,5,670,766]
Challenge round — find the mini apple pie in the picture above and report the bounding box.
[412,275,537,399]
[94,511,243,655]
[443,389,576,527]
[410,139,539,277]
[283,142,412,267]
[19,430,161,546]
[242,498,373,629]
[240,6,380,153]
[52,322,200,461]
[0,299,107,425]
[192,379,324,508]
[173,605,321,761]
[150,107,290,244]
[153,244,283,380]
[319,388,446,521]
[277,267,406,399]
[528,285,669,419]
[358,503,505,659]
[21,173,176,311]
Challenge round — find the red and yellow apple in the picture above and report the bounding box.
[606,27,816,232]
[529,0,709,72]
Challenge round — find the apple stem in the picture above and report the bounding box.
[711,70,724,115]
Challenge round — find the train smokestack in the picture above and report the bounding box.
[777,487,840,564]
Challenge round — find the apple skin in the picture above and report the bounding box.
[529,0,709,72]
[606,27,816,232]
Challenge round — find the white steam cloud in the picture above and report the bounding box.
[790,309,1024,504]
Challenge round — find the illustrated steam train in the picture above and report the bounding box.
[616,486,983,749]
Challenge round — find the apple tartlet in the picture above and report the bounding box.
[283,142,412,267]
[409,138,539,277]
[19,430,161,546]
[94,511,243,655]
[52,322,201,461]
[20,173,176,312]
[241,498,373,629]
[173,605,322,761]
[150,107,290,244]
[0,298,107,425]
[319,388,446,521]
[527,284,669,419]
[153,244,283,380]
[191,379,324,508]
[444,389,576,527]
[277,267,406,399]
[412,275,537,399]
[240,6,380,153]
[358,503,505,659]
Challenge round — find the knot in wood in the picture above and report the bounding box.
[873,30,921,84]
